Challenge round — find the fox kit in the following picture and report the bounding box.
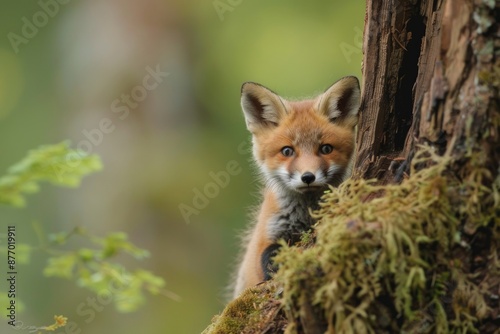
[233,76,361,298]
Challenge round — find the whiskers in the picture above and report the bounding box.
[326,164,345,187]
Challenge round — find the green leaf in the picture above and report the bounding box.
[48,232,70,245]
[44,253,77,279]
[136,269,166,295]
[0,142,102,207]
[77,248,97,262]
[98,233,150,260]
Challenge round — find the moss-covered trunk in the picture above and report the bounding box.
[204,0,499,333]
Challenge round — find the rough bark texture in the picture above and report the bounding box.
[355,0,499,184]
[355,0,427,181]
[203,0,499,333]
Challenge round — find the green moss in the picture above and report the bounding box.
[275,147,499,333]
[203,284,284,334]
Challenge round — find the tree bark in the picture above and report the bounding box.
[355,0,499,185]
[354,0,500,332]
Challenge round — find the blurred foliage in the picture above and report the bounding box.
[0,141,102,207]
[0,143,173,316]
[43,227,178,313]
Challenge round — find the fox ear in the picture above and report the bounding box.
[241,82,287,132]
[316,76,361,127]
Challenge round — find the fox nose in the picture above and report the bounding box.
[301,172,316,185]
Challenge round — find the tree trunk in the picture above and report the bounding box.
[351,0,500,332]
[356,0,499,184]
[203,1,499,333]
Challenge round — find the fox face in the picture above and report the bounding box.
[241,77,360,194]
[233,76,361,298]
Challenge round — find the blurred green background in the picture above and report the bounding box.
[0,0,363,333]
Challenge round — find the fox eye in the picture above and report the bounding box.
[319,144,333,155]
[281,146,294,157]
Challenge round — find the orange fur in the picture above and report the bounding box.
[233,77,360,298]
